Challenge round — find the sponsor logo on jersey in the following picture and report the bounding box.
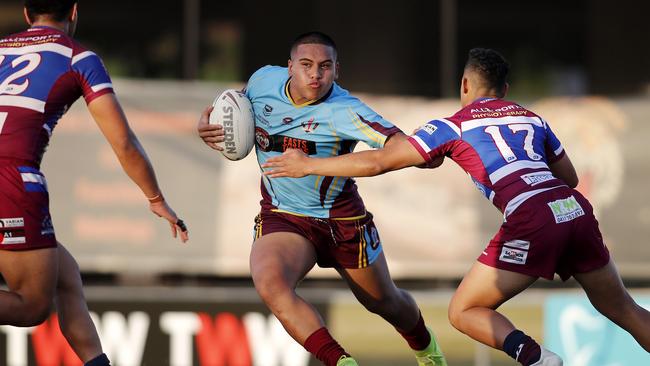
[421,124,437,135]
[301,118,319,133]
[503,239,530,250]
[521,171,555,186]
[499,247,528,265]
[0,229,26,245]
[547,196,584,223]
[282,117,294,125]
[0,217,24,228]
[255,127,271,151]
[282,136,312,154]
[263,104,273,117]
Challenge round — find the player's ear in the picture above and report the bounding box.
[462,77,470,95]
[502,82,510,97]
[23,7,33,25]
[334,62,340,80]
[287,59,294,77]
[69,3,78,23]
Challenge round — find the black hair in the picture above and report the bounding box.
[289,31,338,59]
[465,48,510,97]
[24,0,77,22]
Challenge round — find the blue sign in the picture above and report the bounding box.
[545,295,650,366]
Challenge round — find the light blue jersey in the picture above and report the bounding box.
[246,66,401,218]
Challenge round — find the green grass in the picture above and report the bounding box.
[329,292,543,365]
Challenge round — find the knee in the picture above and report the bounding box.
[447,297,466,331]
[251,271,292,305]
[360,291,403,316]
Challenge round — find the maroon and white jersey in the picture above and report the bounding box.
[409,98,568,217]
[0,26,114,167]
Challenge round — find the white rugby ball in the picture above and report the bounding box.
[209,89,255,161]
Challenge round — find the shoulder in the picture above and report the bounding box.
[326,84,368,111]
[246,65,287,96]
[248,65,287,84]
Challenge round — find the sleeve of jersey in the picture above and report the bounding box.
[543,121,566,164]
[334,100,402,149]
[244,65,273,100]
[71,51,114,104]
[407,120,459,162]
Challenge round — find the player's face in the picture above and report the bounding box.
[288,44,339,104]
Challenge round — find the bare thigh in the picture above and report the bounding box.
[249,232,317,289]
[0,247,58,325]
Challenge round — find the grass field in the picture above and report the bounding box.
[329,289,546,366]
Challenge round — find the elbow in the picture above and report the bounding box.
[567,175,579,189]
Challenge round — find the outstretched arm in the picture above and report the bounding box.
[88,93,189,242]
[263,133,443,178]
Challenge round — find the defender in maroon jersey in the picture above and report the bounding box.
[0,2,188,365]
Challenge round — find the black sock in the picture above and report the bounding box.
[84,353,111,366]
[503,330,541,366]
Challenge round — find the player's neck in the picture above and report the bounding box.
[30,20,68,34]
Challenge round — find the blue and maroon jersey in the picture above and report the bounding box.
[0,26,114,167]
[408,98,567,217]
[248,66,401,218]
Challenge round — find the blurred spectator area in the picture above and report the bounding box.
[1,0,648,97]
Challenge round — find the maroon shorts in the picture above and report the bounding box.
[0,165,57,251]
[479,187,610,280]
[253,210,383,269]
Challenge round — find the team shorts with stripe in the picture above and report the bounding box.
[479,187,610,281]
[253,210,382,269]
[0,164,57,250]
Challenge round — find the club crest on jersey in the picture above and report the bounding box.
[263,104,273,117]
[420,124,438,135]
[547,196,584,223]
[255,127,271,151]
[301,118,319,133]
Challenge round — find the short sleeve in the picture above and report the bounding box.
[332,97,402,149]
[408,119,460,162]
[543,119,566,163]
[71,51,113,104]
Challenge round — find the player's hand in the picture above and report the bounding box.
[261,149,310,178]
[416,155,445,169]
[197,106,224,151]
[149,200,189,243]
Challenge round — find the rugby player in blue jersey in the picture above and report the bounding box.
[198,32,446,366]
[0,2,188,365]
[262,48,650,366]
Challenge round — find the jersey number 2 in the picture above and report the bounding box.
[484,124,541,163]
[0,54,42,95]
[0,112,7,135]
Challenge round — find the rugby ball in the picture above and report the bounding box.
[209,89,255,160]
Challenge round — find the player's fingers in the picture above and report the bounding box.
[208,142,224,151]
[201,135,224,143]
[198,124,223,133]
[268,171,288,178]
[169,221,177,238]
